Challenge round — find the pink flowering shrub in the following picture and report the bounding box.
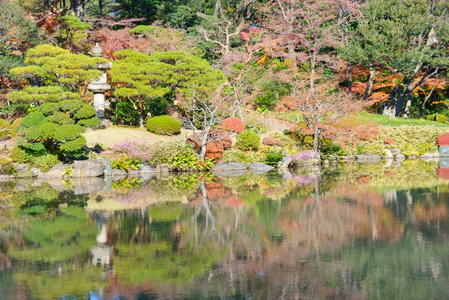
[292,150,316,162]
[101,139,152,161]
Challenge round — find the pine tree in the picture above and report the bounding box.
[342,0,449,118]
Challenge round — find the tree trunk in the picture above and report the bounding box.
[382,77,412,118]
[139,113,145,128]
[363,66,376,101]
[310,51,316,92]
[402,90,413,118]
[419,86,435,118]
[199,126,211,161]
[347,66,352,93]
[99,0,103,16]
[313,130,319,153]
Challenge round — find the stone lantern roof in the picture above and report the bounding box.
[91,43,103,57]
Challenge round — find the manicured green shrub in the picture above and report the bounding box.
[39,122,59,139]
[53,124,82,142]
[146,115,181,135]
[74,104,96,119]
[45,112,75,125]
[38,102,60,116]
[77,116,101,127]
[437,114,447,123]
[25,125,40,140]
[60,136,87,154]
[21,112,45,128]
[425,114,448,123]
[18,99,99,156]
[59,99,84,114]
[0,119,11,140]
[236,131,261,151]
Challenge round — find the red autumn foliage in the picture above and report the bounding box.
[262,137,284,146]
[357,176,371,185]
[222,117,245,134]
[437,168,449,180]
[384,170,395,177]
[384,138,395,145]
[437,132,449,146]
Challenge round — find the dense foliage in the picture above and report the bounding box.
[146,115,182,135]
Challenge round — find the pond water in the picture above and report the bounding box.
[1,160,449,299]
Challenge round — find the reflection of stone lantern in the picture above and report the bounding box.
[89,210,113,267]
[88,43,111,121]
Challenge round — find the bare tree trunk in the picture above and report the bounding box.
[139,113,145,128]
[363,66,376,101]
[98,0,103,16]
[402,90,413,118]
[419,86,435,118]
[199,126,212,161]
[347,66,352,93]
[313,130,319,153]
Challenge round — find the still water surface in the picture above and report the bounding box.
[1,160,449,299]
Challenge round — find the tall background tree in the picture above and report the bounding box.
[342,0,449,118]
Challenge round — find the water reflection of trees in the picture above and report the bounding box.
[2,164,449,298]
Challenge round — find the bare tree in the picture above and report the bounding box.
[183,83,240,160]
[197,0,256,56]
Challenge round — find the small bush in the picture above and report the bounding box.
[437,114,447,123]
[236,132,261,151]
[426,114,448,123]
[222,117,245,133]
[10,118,23,137]
[437,132,449,146]
[0,157,16,174]
[264,149,284,166]
[111,156,142,172]
[9,147,60,172]
[0,119,11,140]
[31,153,60,172]
[222,148,264,164]
[384,137,394,145]
[146,115,181,135]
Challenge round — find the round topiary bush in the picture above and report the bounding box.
[437,114,448,124]
[222,117,245,133]
[437,132,449,146]
[236,131,261,151]
[146,115,181,135]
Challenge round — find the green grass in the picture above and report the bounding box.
[357,112,449,127]
[276,111,449,128]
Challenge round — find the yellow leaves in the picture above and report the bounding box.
[257,54,268,65]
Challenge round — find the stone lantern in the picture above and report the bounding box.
[88,43,111,120]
